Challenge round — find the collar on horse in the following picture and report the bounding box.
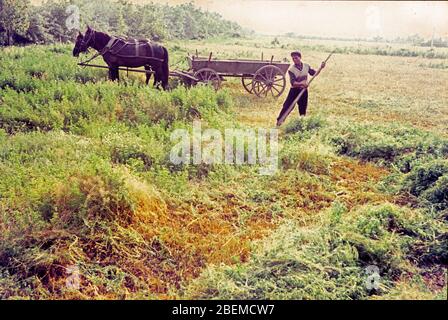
[80,36,118,65]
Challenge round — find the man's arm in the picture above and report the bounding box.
[289,71,308,88]
[309,62,326,77]
[288,70,298,86]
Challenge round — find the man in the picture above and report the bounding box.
[277,51,325,122]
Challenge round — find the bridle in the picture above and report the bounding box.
[80,29,95,52]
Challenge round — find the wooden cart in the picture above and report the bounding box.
[187,54,290,98]
[78,52,290,98]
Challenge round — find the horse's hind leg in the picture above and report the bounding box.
[161,70,169,90]
[153,69,161,90]
[145,66,152,85]
[154,66,168,90]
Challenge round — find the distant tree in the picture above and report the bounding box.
[1,0,246,45]
[407,34,424,46]
[183,11,198,39]
[110,0,128,36]
[271,37,280,45]
[27,0,81,44]
[0,0,30,45]
[26,6,50,43]
[373,36,383,42]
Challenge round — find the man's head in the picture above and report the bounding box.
[291,51,302,64]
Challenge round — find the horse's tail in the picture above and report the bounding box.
[162,46,169,90]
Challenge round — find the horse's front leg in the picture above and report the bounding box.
[108,66,119,82]
[108,67,114,81]
[114,67,120,82]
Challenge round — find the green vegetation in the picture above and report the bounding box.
[330,46,448,59]
[248,36,448,60]
[0,0,30,45]
[328,123,448,167]
[284,33,448,49]
[0,0,246,46]
[186,203,446,299]
[0,36,446,299]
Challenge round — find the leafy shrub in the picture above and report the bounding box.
[102,131,153,171]
[402,160,448,197]
[400,160,448,210]
[280,139,333,175]
[44,171,134,229]
[0,46,232,134]
[421,175,448,211]
[284,115,326,136]
[329,123,448,167]
[186,220,367,300]
[0,162,168,299]
[186,203,446,299]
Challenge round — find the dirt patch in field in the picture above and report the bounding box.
[329,158,391,209]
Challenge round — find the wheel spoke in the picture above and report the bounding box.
[251,65,286,98]
[271,85,281,94]
[268,68,275,80]
[264,71,271,81]
[255,81,262,95]
[194,68,220,90]
[257,73,268,82]
[242,76,254,94]
[259,83,268,96]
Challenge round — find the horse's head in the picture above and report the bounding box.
[72,31,84,57]
[73,26,95,57]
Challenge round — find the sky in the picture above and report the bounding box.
[149,0,448,39]
[30,0,448,39]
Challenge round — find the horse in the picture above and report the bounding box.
[73,26,169,90]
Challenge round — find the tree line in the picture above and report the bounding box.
[283,32,448,48]
[0,0,246,46]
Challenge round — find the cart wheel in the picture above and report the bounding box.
[241,75,254,94]
[194,68,221,90]
[252,65,286,98]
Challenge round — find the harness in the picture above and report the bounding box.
[81,36,117,64]
[80,31,165,65]
[106,37,163,61]
[122,38,155,59]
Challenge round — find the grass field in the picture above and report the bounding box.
[0,36,447,299]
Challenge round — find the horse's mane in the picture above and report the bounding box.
[92,29,110,39]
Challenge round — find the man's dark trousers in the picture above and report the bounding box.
[277,87,308,122]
